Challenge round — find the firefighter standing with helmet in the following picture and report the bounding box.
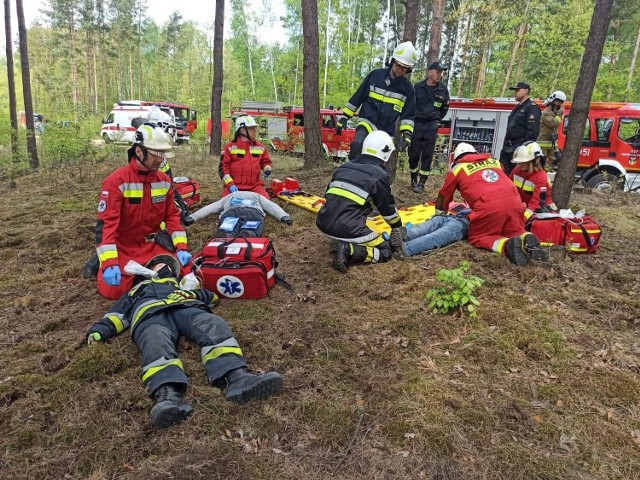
[537,91,566,168]
[316,131,403,272]
[94,124,192,300]
[499,82,541,175]
[338,41,417,160]
[436,142,547,266]
[87,255,283,429]
[510,141,558,219]
[409,61,450,193]
[221,115,272,199]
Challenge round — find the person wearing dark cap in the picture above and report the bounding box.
[499,81,541,175]
[408,61,450,193]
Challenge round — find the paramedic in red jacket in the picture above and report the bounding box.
[435,143,545,266]
[95,124,192,300]
[221,115,272,199]
[510,141,558,220]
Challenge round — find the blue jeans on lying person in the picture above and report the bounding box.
[403,212,470,257]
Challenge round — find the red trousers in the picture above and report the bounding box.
[467,193,525,255]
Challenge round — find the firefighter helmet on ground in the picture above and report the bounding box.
[391,41,417,68]
[452,142,476,161]
[512,141,544,163]
[235,115,258,132]
[133,124,174,153]
[362,130,395,162]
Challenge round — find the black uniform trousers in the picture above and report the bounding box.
[408,122,439,176]
[133,308,246,396]
[348,126,370,161]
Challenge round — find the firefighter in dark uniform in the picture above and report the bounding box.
[87,255,283,429]
[316,131,403,272]
[338,41,417,160]
[499,82,541,175]
[409,61,450,193]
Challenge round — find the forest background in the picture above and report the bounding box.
[2,0,640,153]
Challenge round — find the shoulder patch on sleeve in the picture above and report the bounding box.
[98,200,107,213]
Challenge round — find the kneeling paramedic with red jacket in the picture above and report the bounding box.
[94,124,192,300]
[220,115,272,199]
[436,143,547,266]
[87,255,283,429]
[316,130,404,272]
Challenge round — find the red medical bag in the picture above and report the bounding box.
[526,215,602,254]
[173,176,201,208]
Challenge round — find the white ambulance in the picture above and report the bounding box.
[100,101,175,143]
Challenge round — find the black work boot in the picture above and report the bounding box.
[390,227,407,259]
[521,233,549,263]
[504,237,528,267]
[410,173,418,191]
[413,175,428,193]
[150,384,193,428]
[83,255,100,279]
[333,241,350,273]
[224,368,283,405]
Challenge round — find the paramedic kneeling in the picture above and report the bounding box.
[94,124,192,300]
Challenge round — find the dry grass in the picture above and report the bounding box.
[0,146,639,480]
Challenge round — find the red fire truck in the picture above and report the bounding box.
[229,101,355,159]
[441,98,640,192]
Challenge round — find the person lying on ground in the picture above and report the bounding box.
[390,207,471,258]
[184,190,292,238]
[86,254,283,429]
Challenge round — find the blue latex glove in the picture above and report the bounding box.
[177,250,192,266]
[103,266,121,286]
[229,185,239,193]
[263,167,272,178]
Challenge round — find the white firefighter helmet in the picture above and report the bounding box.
[453,142,476,161]
[235,114,258,132]
[362,130,395,162]
[512,141,544,163]
[146,107,174,126]
[391,41,417,68]
[548,91,567,103]
[133,124,174,154]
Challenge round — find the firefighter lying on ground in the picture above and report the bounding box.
[183,190,292,238]
[93,124,192,300]
[87,255,283,429]
[390,207,471,258]
[339,41,417,160]
[510,141,558,220]
[436,142,547,266]
[316,130,403,272]
[221,115,272,200]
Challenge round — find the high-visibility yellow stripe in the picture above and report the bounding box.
[343,107,355,117]
[142,359,184,382]
[98,248,118,263]
[368,90,405,108]
[326,187,366,205]
[132,300,166,329]
[365,247,374,262]
[493,238,508,254]
[399,124,413,133]
[230,148,246,155]
[459,158,502,176]
[202,346,243,364]
[524,209,533,220]
[107,315,124,334]
[122,189,143,198]
[569,228,600,234]
[151,187,169,197]
[250,147,265,154]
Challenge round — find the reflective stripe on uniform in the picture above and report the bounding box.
[250,147,265,155]
[172,230,188,246]
[344,103,357,117]
[524,209,534,220]
[97,244,118,263]
[326,183,368,205]
[150,181,171,198]
[329,181,370,202]
[356,119,376,133]
[512,175,524,188]
[454,158,502,176]
[142,357,184,382]
[230,148,245,155]
[105,314,125,334]
[119,182,144,198]
[325,230,379,244]
[492,237,508,254]
[382,209,400,224]
[368,86,407,109]
[399,119,414,133]
[223,174,234,185]
[131,299,166,330]
[202,338,244,364]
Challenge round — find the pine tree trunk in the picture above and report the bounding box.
[553,0,614,208]
[625,21,640,100]
[322,0,331,108]
[427,0,445,64]
[515,27,527,80]
[500,0,530,97]
[209,0,224,156]
[457,14,472,97]
[16,0,39,170]
[301,0,325,168]
[4,0,19,162]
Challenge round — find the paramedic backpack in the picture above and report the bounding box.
[173,176,201,209]
[193,237,286,299]
[526,214,602,254]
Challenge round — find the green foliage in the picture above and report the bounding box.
[425,261,484,318]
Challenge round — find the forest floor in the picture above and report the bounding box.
[0,146,639,480]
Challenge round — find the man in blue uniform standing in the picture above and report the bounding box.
[338,41,417,160]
